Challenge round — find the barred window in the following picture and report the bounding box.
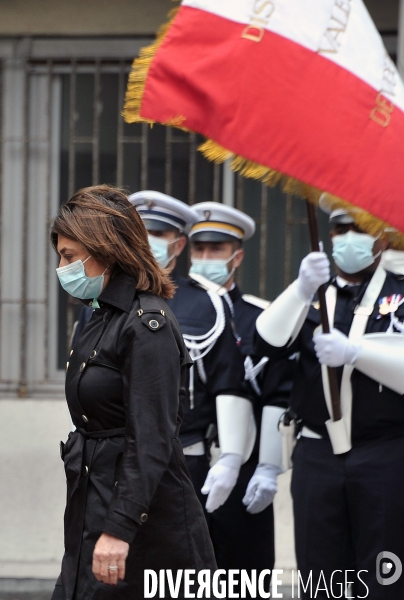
[0,38,332,396]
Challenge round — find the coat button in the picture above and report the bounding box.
[79,362,86,372]
[89,350,97,359]
[140,513,148,523]
[83,465,89,476]
[70,350,74,356]
[66,362,69,372]
[82,415,88,423]
[149,319,159,329]
[114,481,118,487]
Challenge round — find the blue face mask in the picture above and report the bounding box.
[189,251,239,286]
[56,256,106,299]
[332,230,380,274]
[148,234,179,268]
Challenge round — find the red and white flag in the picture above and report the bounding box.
[125,0,404,237]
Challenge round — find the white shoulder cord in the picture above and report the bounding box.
[244,355,269,395]
[182,290,226,358]
[183,290,226,408]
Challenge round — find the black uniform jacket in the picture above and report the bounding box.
[256,271,404,442]
[228,285,293,443]
[54,269,216,600]
[167,271,247,448]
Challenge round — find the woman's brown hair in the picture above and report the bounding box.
[51,185,175,299]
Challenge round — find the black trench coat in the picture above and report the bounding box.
[52,269,217,600]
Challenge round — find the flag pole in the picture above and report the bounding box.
[306,200,342,421]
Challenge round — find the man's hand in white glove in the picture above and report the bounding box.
[314,328,361,367]
[201,453,242,513]
[295,252,330,303]
[242,464,281,514]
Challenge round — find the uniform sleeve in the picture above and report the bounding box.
[259,356,296,410]
[102,312,186,544]
[254,327,300,361]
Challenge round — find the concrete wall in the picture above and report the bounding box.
[365,0,399,31]
[0,399,71,578]
[0,0,398,37]
[0,0,171,36]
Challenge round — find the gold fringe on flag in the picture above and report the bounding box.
[123,5,404,250]
[199,139,404,250]
[123,4,181,126]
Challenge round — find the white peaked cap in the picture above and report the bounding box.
[189,202,255,242]
[129,190,198,235]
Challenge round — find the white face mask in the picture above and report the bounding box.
[148,234,179,268]
[189,250,240,286]
[332,230,380,274]
[56,256,107,299]
[380,250,404,275]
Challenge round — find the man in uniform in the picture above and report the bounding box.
[187,202,291,579]
[128,191,257,520]
[255,200,404,599]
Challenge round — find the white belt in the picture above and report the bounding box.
[300,426,322,439]
[183,441,205,456]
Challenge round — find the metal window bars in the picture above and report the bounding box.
[0,54,326,396]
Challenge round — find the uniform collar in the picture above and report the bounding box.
[331,273,372,304]
[227,284,242,302]
[97,267,138,313]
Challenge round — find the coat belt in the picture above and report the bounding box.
[76,426,126,439]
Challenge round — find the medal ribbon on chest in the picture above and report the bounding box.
[378,294,404,316]
[379,294,404,333]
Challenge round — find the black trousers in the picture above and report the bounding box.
[185,454,275,596]
[291,436,404,599]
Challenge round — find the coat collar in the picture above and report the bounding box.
[98,268,138,313]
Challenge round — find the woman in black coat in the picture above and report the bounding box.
[50,186,216,600]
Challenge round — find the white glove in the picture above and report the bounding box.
[314,328,361,367]
[242,464,281,514]
[201,453,242,513]
[295,252,330,303]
